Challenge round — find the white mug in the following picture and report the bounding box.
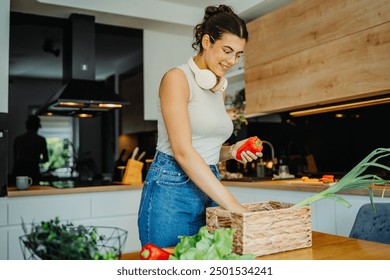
[16,176,33,190]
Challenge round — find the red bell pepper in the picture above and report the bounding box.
[139,243,171,260]
[320,174,335,183]
[236,137,263,160]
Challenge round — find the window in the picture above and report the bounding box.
[38,116,78,178]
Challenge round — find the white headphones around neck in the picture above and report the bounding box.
[188,56,217,89]
[187,56,228,94]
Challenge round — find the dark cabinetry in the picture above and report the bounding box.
[0,130,7,197]
[120,71,156,134]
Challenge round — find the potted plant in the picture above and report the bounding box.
[20,217,127,260]
[230,88,248,136]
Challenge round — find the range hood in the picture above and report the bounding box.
[38,14,129,117]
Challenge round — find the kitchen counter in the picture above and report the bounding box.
[120,231,390,260]
[6,183,143,197]
[1,184,144,259]
[6,178,389,198]
[221,178,390,197]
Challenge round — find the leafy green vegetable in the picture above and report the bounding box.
[293,148,390,210]
[169,226,254,260]
[21,217,122,260]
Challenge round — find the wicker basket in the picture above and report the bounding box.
[206,201,312,257]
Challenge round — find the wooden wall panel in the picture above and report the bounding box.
[245,0,390,115]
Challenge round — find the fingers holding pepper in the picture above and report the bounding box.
[233,137,264,164]
[240,150,263,163]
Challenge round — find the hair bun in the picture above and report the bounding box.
[192,4,247,52]
[204,5,233,20]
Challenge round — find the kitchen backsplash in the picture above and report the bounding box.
[238,103,390,177]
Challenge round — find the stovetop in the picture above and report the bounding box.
[40,179,115,189]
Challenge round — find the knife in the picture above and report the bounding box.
[137,151,146,161]
[131,147,139,160]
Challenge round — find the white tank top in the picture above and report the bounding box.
[156,62,233,165]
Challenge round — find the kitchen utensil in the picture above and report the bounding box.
[284,180,335,187]
[122,159,144,184]
[116,149,128,165]
[305,154,318,174]
[137,151,146,161]
[131,147,139,160]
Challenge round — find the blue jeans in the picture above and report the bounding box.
[137,151,220,248]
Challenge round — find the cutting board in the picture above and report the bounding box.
[282,180,335,187]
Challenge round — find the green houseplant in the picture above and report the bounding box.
[20,217,127,260]
[231,89,248,136]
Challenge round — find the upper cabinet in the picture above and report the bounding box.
[120,71,156,134]
[244,0,390,115]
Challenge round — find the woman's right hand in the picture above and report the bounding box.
[229,203,250,213]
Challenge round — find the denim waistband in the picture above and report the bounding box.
[153,150,219,173]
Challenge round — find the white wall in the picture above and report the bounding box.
[143,30,193,120]
[0,0,10,113]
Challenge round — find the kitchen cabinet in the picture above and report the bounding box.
[2,181,387,259]
[244,0,390,115]
[0,189,142,260]
[120,72,156,134]
[0,200,7,259]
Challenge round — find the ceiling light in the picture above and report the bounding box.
[58,102,85,108]
[289,96,390,117]
[98,103,123,108]
[77,113,93,118]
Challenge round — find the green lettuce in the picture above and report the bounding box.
[169,226,255,260]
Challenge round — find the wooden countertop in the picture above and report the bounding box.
[222,179,390,197]
[120,231,390,260]
[7,183,143,197]
[6,178,388,198]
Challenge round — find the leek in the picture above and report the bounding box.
[292,148,390,210]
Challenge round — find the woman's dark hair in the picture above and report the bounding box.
[192,5,248,52]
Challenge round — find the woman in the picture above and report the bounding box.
[138,5,262,248]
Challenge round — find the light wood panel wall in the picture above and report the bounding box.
[245,0,390,115]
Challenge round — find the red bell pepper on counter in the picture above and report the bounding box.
[319,174,335,183]
[236,136,263,160]
[139,243,171,260]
